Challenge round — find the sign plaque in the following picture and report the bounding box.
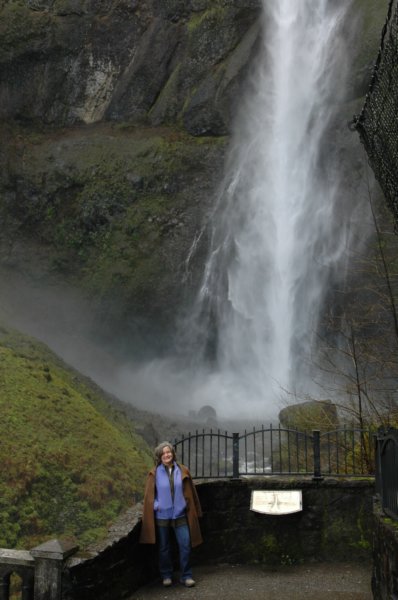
[250,490,302,515]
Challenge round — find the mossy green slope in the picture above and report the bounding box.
[0,323,152,549]
[0,123,226,331]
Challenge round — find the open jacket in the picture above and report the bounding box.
[139,463,203,547]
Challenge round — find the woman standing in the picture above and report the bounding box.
[140,441,203,587]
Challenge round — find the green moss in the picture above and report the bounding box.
[349,505,371,551]
[258,533,279,560]
[279,400,339,431]
[0,324,152,549]
[242,533,301,566]
[0,122,226,320]
[187,9,212,33]
[186,2,243,67]
[148,64,183,121]
[0,3,52,61]
[187,3,229,32]
[320,497,372,559]
[322,508,344,546]
[82,203,168,306]
[350,538,371,551]
[382,516,398,531]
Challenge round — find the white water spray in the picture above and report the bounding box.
[95,0,358,420]
[183,0,354,416]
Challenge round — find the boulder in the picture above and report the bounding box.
[278,400,339,432]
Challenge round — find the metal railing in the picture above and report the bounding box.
[375,428,398,520]
[174,425,375,479]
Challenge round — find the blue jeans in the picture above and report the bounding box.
[156,523,192,581]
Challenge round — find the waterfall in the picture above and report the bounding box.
[112,0,358,420]
[184,0,354,416]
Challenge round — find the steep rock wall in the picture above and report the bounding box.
[0,0,261,132]
[0,0,262,337]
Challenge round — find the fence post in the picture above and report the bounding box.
[374,433,381,496]
[31,539,78,600]
[0,549,35,600]
[312,430,323,480]
[0,573,10,600]
[232,433,240,479]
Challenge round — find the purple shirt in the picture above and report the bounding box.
[154,462,187,520]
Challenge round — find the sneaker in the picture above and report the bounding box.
[162,578,172,587]
[181,578,195,587]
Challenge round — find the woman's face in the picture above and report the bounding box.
[161,446,174,467]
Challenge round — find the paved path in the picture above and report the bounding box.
[129,562,373,600]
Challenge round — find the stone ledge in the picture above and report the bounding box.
[66,504,143,567]
[30,539,79,561]
[0,549,34,567]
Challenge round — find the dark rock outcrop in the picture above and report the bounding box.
[0,0,261,132]
[279,400,339,431]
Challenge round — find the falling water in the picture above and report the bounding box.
[103,0,358,420]
[185,0,354,416]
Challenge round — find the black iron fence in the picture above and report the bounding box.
[174,425,375,480]
[375,428,398,520]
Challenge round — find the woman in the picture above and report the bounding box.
[140,441,203,587]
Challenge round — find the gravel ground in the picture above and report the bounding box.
[128,562,373,600]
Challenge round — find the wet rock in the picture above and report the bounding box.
[278,400,339,431]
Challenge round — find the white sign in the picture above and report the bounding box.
[250,490,302,515]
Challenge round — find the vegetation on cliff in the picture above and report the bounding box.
[0,323,152,549]
[0,122,226,332]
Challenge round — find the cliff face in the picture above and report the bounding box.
[0,0,261,131]
[0,0,262,337]
[0,0,389,340]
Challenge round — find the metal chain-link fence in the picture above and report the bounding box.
[352,0,398,227]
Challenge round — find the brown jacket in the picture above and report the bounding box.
[139,463,203,547]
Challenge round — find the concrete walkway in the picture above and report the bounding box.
[129,562,373,600]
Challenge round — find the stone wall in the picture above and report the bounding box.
[372,497,398,599]
[195,477,374,565]
[63,506,156,600]
[62,477,374,599]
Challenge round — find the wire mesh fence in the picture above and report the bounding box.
[352,0,398,227]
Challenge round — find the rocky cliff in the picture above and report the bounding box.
[0,0,262,130]
[0,0,389,343]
